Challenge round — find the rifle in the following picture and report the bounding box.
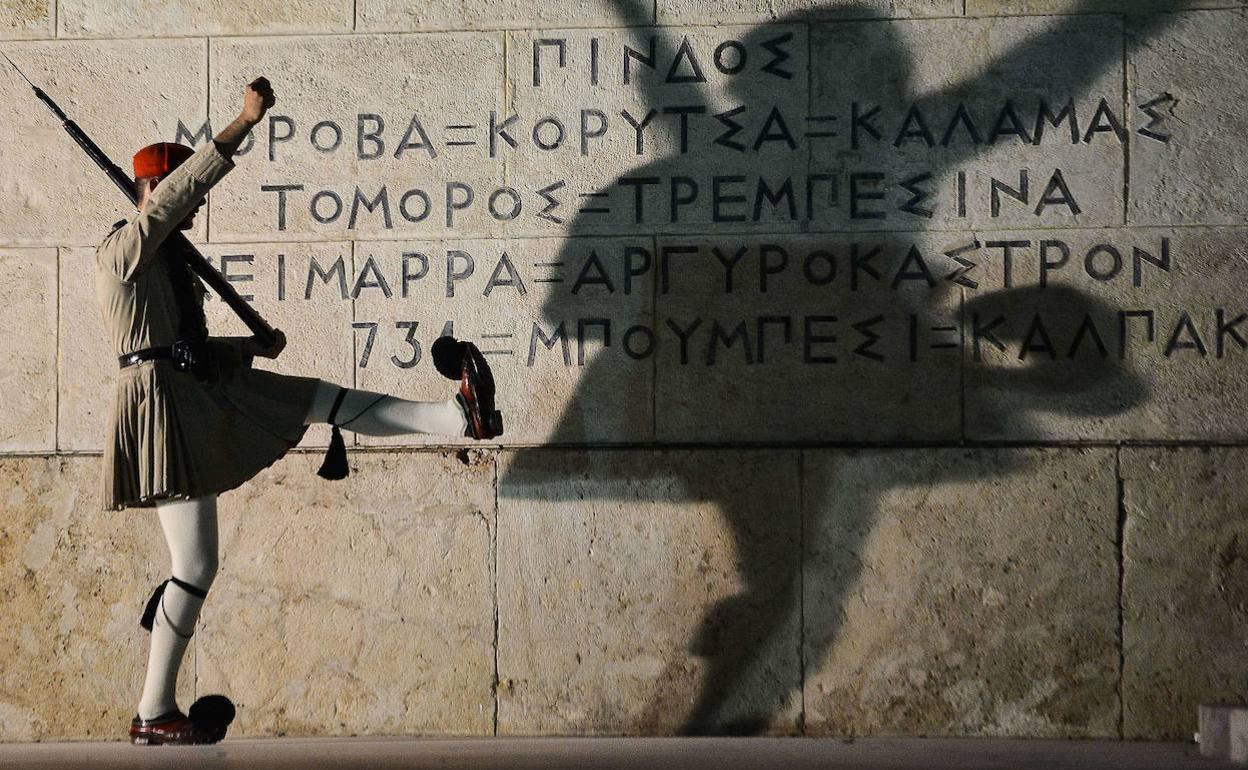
[0,51,279,349]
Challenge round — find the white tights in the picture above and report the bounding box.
[302,379,468,436]
[137,496,218,720]
[138,379,467,720]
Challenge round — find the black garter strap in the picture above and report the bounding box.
[326,385,348,425]
[169,576,209,599]
[139,576,209,633]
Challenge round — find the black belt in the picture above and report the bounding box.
[119,346,174,369]
[119,339,217,381]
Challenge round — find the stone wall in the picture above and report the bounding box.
[0,0,1245,741]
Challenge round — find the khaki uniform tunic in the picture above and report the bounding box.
[95,139,321,511]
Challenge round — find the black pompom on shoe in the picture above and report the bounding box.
[188,694,236,737]
[431,335,465,380]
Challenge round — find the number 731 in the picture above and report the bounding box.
[352,321,429,369]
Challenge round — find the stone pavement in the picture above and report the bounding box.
[0,737,1234,770]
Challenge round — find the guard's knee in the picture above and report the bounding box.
[307,379,346,424]
[179,555,218,591]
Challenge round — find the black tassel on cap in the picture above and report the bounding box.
[139,580,169,632]
[317,387,351,480]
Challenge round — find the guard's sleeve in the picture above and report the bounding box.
[97,140,236,283]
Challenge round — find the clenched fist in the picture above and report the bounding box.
[240,77,275,125]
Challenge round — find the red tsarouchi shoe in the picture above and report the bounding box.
[129,709,224,745]
[431,335,504,440]
[455,341,504,440]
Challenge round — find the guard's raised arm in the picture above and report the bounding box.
[215,77,274,159]
[97,76,275,283]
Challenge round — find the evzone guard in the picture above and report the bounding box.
[91,77,503,744]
